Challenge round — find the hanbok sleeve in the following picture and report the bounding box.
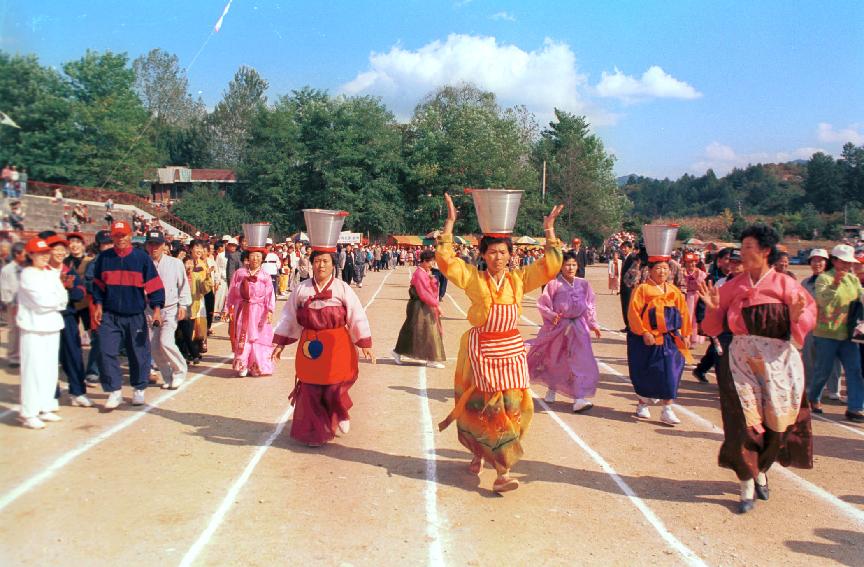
[263,273,275,313]
[225,270,241,312]
[517,238,563,293]
[272,287,303,346]
[627,285,648,335]
[411,269,439,308]
[342,284,372,348]
[435,234,476,290]
[675,286,692,339]
[583,280,599,330]
[536,279,558,324]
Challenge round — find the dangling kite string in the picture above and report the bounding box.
[98,0,236,190]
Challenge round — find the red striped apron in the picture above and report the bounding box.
[468,302,529,392]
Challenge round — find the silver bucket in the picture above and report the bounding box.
[242,223,271,248]
[643,223,679,260]
[466,188,523,236]
[303,209,349,251]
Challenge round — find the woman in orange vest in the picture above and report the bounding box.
[271,210,374,447]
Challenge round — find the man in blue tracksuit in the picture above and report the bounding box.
[92,221,165,410]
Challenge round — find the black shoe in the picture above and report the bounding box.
[738,499,755,514]
[755,482,769,501]
[692,369,709,383]
[8,362,19,368]
[845,410,864,423]
[812,407,824,414]
[619,327,628,333]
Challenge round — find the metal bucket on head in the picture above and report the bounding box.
[466,188,523,237]
[242,222,271,249]
[642,223,679,262]
[303,209,349,252]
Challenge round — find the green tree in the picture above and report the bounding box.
[0,52,78,182]
[63,50,157,190]
[535,110,628,243]
[840,142,864,204]
[208,66,268,168]
[169,185,249,236]
[804,152,841,212]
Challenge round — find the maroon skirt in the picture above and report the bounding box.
[289,379,356,445]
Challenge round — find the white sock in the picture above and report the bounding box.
[756,472,767,486]
[740,479,755,500]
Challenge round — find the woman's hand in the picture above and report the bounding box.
[697,280,720,310]
[591,327,602,339]
[443,192,457,235]
[267,312,273,324]
[361,347,376,364]
[221,311,229,323]
[683,336,691,349]
[552,313,561,326]
[790,292,807,323]
[270,345,284,362]
[542,204,565,242]
[642,332,655,346]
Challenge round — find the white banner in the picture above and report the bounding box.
[338,231,362,244]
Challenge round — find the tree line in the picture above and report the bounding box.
[1,48,859,241]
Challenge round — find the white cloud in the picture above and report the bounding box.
[340,34,616,125]
[489,11,516,21]
[595,65,701,102]
[691,142,828,175]
[817,122,864,145]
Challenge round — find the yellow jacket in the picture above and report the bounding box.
[435,234,563,326]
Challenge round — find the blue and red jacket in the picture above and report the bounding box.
[92,246,165,314]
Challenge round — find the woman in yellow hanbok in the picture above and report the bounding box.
[436,192,563,493]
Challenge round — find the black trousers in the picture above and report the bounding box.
[620,286,633,327]
[204,291,215,330]
[176,319,200,361]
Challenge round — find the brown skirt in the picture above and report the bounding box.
[393,286,445,362]
[716,345,813,480]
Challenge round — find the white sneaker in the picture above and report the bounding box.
[39,411,62,422]
[827,392,843,401]
[392,351,403,365]
[660,406,681,425]
[572,399,594,413]
[71,395,93,408]
[131,389,146,406]
[338,420,350,435]
[20,416,46,429]
[167,376,185,390]
[104,390,123,410]
[635,402,651,419]
[544,389,556,403]
[426,361,445,368]
[238,369,248,377]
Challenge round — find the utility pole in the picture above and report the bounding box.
[542,160,547,202]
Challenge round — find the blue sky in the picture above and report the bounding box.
[2,0,862,179]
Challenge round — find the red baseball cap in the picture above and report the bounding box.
[45,234,69,247]
[66,232,86,242]
[25,237,51,254]
[110,220,132,236]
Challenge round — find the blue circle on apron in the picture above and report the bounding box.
[303,339,324,360]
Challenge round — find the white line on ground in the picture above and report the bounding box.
[178,403,295,567]
[0,356,233,513]
[812,413,864,438]
[418,365,445,567]
[535,394,708,567]
[596,360,864,528]
[363,269,394,310]
[447,293,707,564]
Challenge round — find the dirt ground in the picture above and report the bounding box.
[0,263,862,567]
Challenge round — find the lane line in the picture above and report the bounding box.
[812,414,864,438]
[178,403,295,567]
[447,292,707,564]
[0,356,233,513]
[596,360,864,527]
[418,365,445,567]
[179,268,396,564]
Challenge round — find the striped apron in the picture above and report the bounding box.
[468,302,529,392]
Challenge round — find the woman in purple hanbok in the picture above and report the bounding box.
[224,249,275,377]
[527,250,602,412]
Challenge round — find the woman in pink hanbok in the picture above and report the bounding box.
[682,251,706,345]
[527,250,602,413]
[224,249,275,377]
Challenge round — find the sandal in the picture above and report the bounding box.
[493,476,519,493]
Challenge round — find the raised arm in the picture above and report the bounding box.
[435,193,477,290]
[519,204,564,292]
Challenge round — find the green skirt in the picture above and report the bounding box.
[394,286,445,362]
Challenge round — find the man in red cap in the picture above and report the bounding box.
[92,220,165,409]
[571,237,588,279]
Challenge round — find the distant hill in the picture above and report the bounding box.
[616,174,649,186]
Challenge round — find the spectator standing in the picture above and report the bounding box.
[17,237,68,429]
[0,242,26,367]
[214,241,228,315]
[91,221,165,410]
[82,231,113,384]
[262,242,281,293]
[146,230,191,389]
[17,167,27,196]
[225,237,242,285]
[352,245,368,288]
